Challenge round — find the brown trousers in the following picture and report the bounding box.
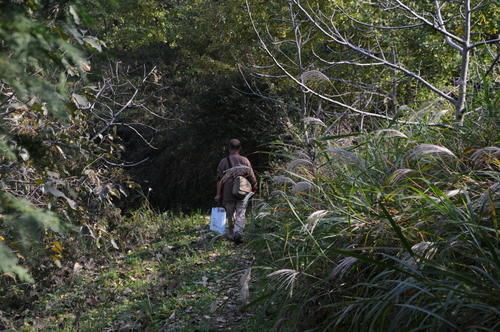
[223,200,247,236]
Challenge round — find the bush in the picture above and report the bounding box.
[249,110,499,330]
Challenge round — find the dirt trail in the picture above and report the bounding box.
[160,225,256,331]
[3,215,258,331]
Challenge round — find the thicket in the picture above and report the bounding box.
[0,0,285,295]
[0,0,498,330]
[245,0,499,330]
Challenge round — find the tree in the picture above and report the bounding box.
[0,0,96,281]
[247,0,499,125]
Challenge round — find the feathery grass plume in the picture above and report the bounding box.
[255,202,270,211]
[294,151,311,160]
[242,192,255,208]
[328,257,358,280]
[301,70,330,83]
[406,144,456,161]
[326,148,365,167]
[256,211,271,219]
[387,168,416,184]
[402,242,438,267]
[271,190,287,197]
[431,109,449,121]
[272,175,296,185]
[292,181,313,193]
[303,117,326,127]
[267,269,300,295]
[476,182,499,215]
[301,210,328,232]
[287,159,313,170]
[470,146,500,168]
[375,129,408,139]
[254,202,272,220]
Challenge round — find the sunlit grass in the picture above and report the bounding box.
[247,119,499,331]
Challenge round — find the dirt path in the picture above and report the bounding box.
[3,215,259,331]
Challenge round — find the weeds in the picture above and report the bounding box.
[248,116,499,331]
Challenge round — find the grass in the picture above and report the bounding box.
[2,213,266,331]
[244,117,499,331]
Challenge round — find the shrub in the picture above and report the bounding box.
[249,113,499,330]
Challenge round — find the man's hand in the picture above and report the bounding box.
[214,194,221,202]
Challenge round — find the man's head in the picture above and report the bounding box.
[228,138,241,152]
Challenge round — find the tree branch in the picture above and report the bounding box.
[392,0,464,44]
[469,38,500,49]
[434,0,463,51]
[246,0,452,129]
[293,0,455,103]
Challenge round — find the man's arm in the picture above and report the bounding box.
[215,180,222,202]
[244,158,257,190]
[215,159,225,202]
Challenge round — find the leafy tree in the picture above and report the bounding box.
[0,0,92,281]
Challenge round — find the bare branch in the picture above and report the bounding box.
[90,88,139,141]
[102,157,150,168]
[312,47,385,67]
[469,38,500,49]
[338,5,426,30]
[122,124,158,150]
[434,0,463,51]
[246,0,452,129]
[392,0,464,43]
[293,0,456,103]
[472,1,495,12]
[484,53,499,78]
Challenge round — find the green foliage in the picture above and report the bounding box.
[248,113,499,330]
[0,0,97,281]
[79,0,170,50]
[0,193,61,282]
[0,1,88,116]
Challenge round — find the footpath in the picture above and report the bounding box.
[4,215,260,331]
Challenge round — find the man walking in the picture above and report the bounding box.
[215,139,257,243]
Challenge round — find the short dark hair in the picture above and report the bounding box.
[228,138,241,150]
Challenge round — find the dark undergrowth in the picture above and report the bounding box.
[1,212,270,331]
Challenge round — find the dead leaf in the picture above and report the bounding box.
[239,267,251,304]
[110,238,119,250]
[73,262,83,274]
[43,184,77,209]
[210,301,218,313]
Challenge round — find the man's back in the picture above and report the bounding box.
[217,154,257,203]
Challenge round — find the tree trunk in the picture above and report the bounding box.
[455,0,471,124]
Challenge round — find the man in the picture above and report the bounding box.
[215,139,257,243]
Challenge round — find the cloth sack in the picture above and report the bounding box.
[232,175,252,200]
[210,207,226,234]
[226,156,252,200]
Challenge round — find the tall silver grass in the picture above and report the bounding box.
[249,123,499,331]
[406,143,456,161]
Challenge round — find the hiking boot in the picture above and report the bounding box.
[233,232,243,244]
